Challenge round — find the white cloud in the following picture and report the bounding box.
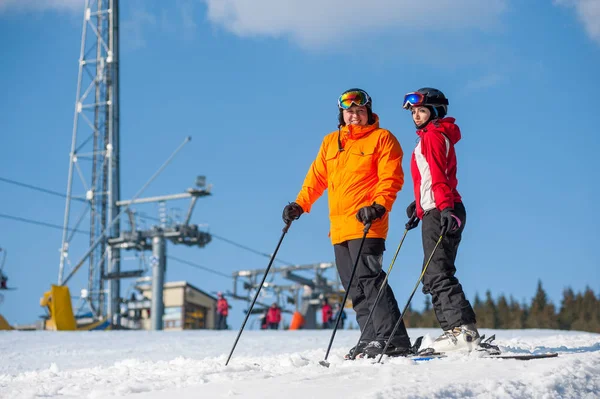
[463,73,506,92]
[122,7,157,50]
[201,0,508,48]
[555,0,600,44]
[0,0,81,13]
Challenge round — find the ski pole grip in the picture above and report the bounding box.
[283,221,292,233]
[363,222,372,234]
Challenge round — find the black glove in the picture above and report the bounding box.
[405,215,419,231]
[405,201,420,230]
[406,201,417,219]
[440,207,461,236]
[282,202,303,224]
[356,203,386,225]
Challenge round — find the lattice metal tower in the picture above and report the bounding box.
[58,0,121,323]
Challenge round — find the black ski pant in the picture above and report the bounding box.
[421,202,476,330]
[334,238,411,348]
[216,314,227,330]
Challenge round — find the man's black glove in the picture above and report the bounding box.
[405,201,419,230]
[440,207,461,236]
[282,202,304,224]
[356,203,386,225]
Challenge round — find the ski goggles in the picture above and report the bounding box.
[402,92,448,109]
[338,90,371,109]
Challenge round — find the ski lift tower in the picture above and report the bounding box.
[58,0,122,324]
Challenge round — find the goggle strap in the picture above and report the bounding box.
[427,98,449,105]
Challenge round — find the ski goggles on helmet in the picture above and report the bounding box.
[402,92,448,110]
[338,90,371,109]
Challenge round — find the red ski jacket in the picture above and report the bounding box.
[217,298,229,316]
[411,118,462,218]
[322,304,332,323]
[266,307,282,324]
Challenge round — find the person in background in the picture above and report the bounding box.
[333,302,347,329]
[321,300,333,329]
[266,302,282,330]
[260,309,269,330]
[216,292,229,330]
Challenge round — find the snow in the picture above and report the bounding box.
[1,328,599,399]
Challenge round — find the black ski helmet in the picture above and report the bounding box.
[415,87,449,119]
[338,88,376,127]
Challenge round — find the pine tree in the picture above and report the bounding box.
[525,280,558,329]
[404,302,421,328]
[472,292,483,325]
[485,290,499,328]
[506,296,525,329]
[496,294,511,329]
[558,288,576,330]
[475,291,498,328]
[571,287,600,333]
[420,297,438,328]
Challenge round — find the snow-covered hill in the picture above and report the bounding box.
[1,328,599,398]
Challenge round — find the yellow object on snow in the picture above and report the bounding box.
[0,314,13,330]
[40,285,77,331]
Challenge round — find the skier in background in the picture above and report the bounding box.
[260,309,269,330]
[0,273,7,290]
[402,87,479,352]
[216,292,229,330]
[333,302,347,329]
[321,300,333,329]
[282,88,412,358]
[266,302,282,330]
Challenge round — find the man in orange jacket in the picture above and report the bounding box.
[282,88,412,358]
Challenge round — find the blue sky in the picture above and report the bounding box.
[0,0,599,329]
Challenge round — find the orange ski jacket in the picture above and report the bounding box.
[295,116,404,245]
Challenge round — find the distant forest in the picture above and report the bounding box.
[402,281,600,333]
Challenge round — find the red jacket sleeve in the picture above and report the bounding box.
[421,131,454,211]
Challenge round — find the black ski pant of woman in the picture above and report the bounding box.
[334,237,411,348]
[421,202,476,330]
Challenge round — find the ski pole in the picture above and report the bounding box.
[376,234,443,364]
[319,222,371,368]
[349,228,409,360]
[225,222,292,366]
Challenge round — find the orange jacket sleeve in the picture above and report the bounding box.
[372,132,404,211]
[295,139,329,213]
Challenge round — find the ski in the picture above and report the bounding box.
[409,352,559,362]
[482,353,558,360]
[347,335,559,363]
[411,335,558,361]
[410,353,447,361]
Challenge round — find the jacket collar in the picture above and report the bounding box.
[340,114,380,140]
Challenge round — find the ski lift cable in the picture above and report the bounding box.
[1,177,297,267]
[0,176,86,202]
[167,255,231,279]
[0,213,90,235]
[0,213,277,281]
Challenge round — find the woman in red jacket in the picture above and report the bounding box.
[403,88,479,353]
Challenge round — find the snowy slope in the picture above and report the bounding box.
[1,328,599,399]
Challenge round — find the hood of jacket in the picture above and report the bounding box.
[417,117,461,144]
